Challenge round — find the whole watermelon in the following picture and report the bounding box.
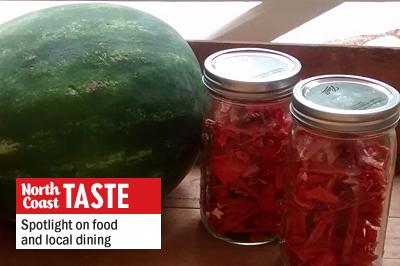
[0,3,203,218]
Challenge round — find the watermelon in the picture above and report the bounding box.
[0,3,204,218]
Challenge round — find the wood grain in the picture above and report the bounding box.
[163,168,200,209]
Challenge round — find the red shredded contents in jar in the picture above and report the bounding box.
[203,101,291,242]
[283,128,390,265]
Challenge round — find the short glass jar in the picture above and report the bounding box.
[281,75,400,265]
[200,48,301,245]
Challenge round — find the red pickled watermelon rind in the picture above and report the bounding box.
[203,101,291,241]
[283,128,389,265]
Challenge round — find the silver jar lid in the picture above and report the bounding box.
[203,48,301,101]
[291,75,400,133]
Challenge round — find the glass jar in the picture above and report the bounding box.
[200,48,302,245]
[281,75,400,266]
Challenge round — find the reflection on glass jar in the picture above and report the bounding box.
[200,48,301,245]
[282,75,400,266]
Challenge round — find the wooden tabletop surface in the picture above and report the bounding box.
[0,168,399,266]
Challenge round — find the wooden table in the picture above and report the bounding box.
[0,167,399,266]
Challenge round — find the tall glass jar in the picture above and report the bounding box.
[200,48,301,245]
[282,75,400,266]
